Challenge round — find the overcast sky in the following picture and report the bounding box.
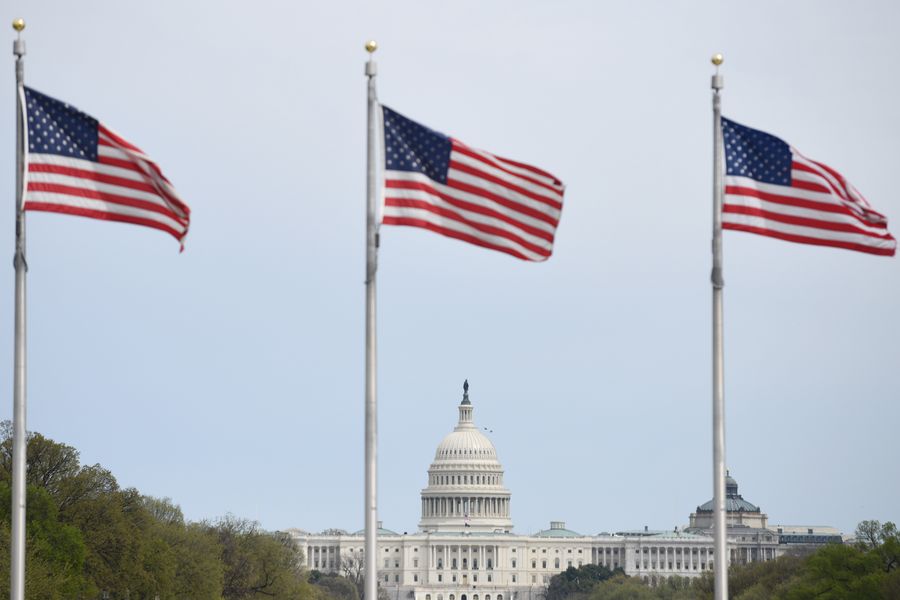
[1,1,897,538]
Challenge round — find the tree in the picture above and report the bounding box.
[340,551,366,600]
[587,575,656,600]
[315,573,361,600]
[546,564,619,600]
[214,514,315,600]
[854,519,899,573]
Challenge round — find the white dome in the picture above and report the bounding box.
[433,429,498,461]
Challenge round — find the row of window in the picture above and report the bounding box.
[423,593,505,600]
[530,559,583,570]
[436,558,493,570]
[430,474,501,486]
[635,561,710,571]
[432,572,498,584]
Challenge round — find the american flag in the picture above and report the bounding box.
[381,106,564,262]
[23,87,190,248]
[722,117,895,256]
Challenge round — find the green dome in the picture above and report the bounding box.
[534,521,582,537]
[696,472,760,513]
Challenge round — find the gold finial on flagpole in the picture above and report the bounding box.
[365,40,378,53]
[711,53,724,66]
[12,18,25,32]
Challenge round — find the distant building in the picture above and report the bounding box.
[289,385,841,598]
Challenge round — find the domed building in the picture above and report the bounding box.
[290,383,839,597]
[419,382,512,534]
[687,472,768,530]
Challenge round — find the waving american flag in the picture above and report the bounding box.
[381,106,564,262]
[22,87,190,248]
[722,117,895,256]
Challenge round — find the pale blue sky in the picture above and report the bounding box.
[1,1,898,538]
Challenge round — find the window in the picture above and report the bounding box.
[512,574,517,583]
[438,575,443,582]
[452,558,458,569]
[511,559,517,568]
[384,575,389,582]
[473,574,478,582]
[384,559,389,568]
[473,559,478,570]
[414,575,418,582]
[531,560,536,568]
[542,560,547,569]
[554,558,560,569]
[452,575,457,583]
[414,559,418,568]
[462,558,468,569]
[487,574,492,583]
[567,561,572,568]
[487,559,493,570]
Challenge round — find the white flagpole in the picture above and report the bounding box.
[10,18,27,600]
[710,53,728,600]
[364,39,379,600]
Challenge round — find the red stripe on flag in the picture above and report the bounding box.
[384,196,552,257]
[449,159,563,210]
[791,161,849,201]
[381,216,534,261]
[725,185,883,229]
[452,144,564,195]
[723,222,896,256]
[27,182,188,224]
[24,202,186,243]
[29,163,159,195]
[723,204,894,239]
[439,177,560,227]
[385,179,556,242]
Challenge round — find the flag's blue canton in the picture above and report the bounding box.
[24,87,98,162]
[722,117,791,186]
[383,106,451,184]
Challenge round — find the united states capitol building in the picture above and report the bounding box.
[289,384,841,599]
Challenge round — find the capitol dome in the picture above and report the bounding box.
[419,381,513,533]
